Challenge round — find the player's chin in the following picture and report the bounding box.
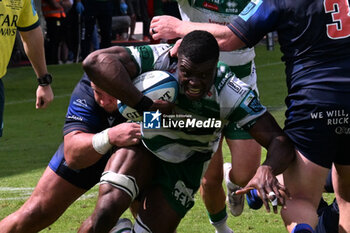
[103,104,118,113]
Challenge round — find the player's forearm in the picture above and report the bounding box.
[249,112,296,175]
[263,135,296,175]
[20,27,48,78]
[177,22,245,51]
[64,132,104,169]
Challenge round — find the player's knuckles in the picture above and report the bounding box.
[133,125,141,130]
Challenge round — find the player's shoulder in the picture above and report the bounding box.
[214,61,235,92]
[69,75,97,111]
[126,43,173,57]
[72,75,94,97]
[127,43,175,73]
[214,62,255,106]
[65,75,112,133]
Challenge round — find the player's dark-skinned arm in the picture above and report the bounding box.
[82,46,141,105]
[82,46,173,114]
[237,111,296,213]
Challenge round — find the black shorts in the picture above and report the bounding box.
[284,88,350,168]
[49,143,111,190]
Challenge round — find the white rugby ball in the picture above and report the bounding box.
[118,70,178,121]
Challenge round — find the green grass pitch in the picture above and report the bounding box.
[0,44,333,232]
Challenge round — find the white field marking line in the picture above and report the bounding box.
[5,94,71,106]
[0,187,34,201]
[0,187,34,191]
[0,186,98,201]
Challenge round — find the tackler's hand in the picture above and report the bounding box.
[235,165,290,214]
[109,122,141,147]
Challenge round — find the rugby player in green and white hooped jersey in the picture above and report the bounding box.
[151,1,262,228]
[132,48,258,165]
[78,31,295,233]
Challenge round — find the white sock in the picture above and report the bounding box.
[210,215,234,233]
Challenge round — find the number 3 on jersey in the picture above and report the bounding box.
[324,0,350,39]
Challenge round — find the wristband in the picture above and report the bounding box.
[134,95,153,115]
[92,128,112,154]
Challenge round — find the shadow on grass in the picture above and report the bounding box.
[0,64,84,178]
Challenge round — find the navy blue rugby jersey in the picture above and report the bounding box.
[49,74,126,171]
[64,73,126,135]
[228,0,350,92]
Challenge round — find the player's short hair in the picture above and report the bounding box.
[178,30,219,64]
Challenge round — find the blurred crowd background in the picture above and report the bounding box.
[9,0,182,66]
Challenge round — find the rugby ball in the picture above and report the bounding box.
[118,70,178,121]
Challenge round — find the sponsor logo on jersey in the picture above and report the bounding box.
[244,92,264,112]
[239,0,263,22]
[203,1,219,11]
[310,109,349,133]
[225,0,240,14]
[125,111,141,120]
[66,115,83,121]
[216,67,232,91]
[0,27,16,36]
[0,14,18,36]
[335,127,350,135]
[73,99,88,108]
[173,181,194,208]
[227,79,242,93]
[208,19,228,25]
[107,116,115,126]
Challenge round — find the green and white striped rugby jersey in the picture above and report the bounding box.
[126,44,266,163]
[177,0,256,67]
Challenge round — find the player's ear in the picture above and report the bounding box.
[170,40,182,57]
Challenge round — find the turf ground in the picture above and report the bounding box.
[0,44,333,232]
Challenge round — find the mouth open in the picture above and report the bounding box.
[186,87,203,99]
[189,87,201,94]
